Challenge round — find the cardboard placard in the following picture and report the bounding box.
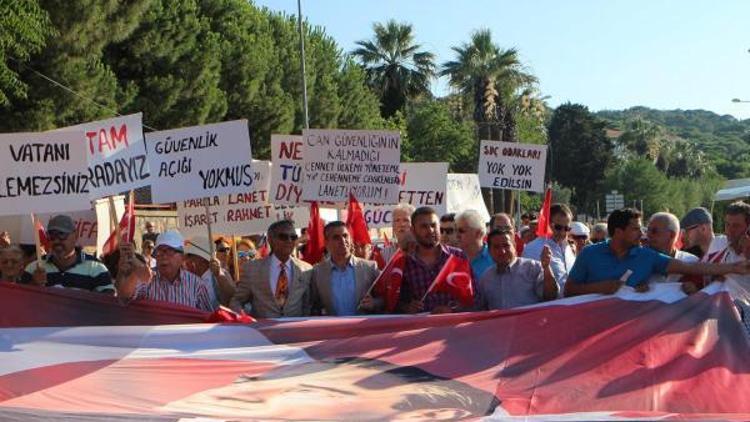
[478,140,547,192]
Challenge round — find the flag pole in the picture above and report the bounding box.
[204,204,215,256]
[107,196,121,248]
[127,190,134,245]
[30,214,43,268]
[231,233,240,281]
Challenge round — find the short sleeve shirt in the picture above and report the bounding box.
[475,258,547,310]
[568,240,672,287]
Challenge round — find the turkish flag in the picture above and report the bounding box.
[34,218,48,250]
[372,249,406,312]
[429,255,474,307]
[303,201,325,265]
[371,246,386,270]
[536,186,553,238]
[346,193,371,245]
[102,193,135,256]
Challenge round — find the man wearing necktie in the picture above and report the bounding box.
[230,220,313,318]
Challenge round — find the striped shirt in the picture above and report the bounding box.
[22,249,113,293]
[133,269,214,312]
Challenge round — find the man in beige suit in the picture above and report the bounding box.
[311,221,381,316]
[229,220,312,318]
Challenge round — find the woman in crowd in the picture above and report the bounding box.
[0,245,25,283]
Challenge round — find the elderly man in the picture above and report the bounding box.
[382,203,416,263]
[680,207,726,260]
[522,204,576,292]
[489,212,524,255]
[399,207,469,314]
[645,212,698,285]
[184,236,236,307]
[439,213,459,248]
[456,209,493,279]
[0,245,25,283]
[569,222,590,255]
[565,208,750,297]
[311,221,381,316]
[590,223,608,244]
[230,220,312,318]
[475,229,557,310]
[117,230,214,312]
[23,215,113,293]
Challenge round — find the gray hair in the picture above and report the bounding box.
[457,209,486,235]
[649,212,680,234]
[592,223,607,234]
[392,203,416,216]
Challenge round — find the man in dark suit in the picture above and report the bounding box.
[311,221,381,316]
[230,220,312,318]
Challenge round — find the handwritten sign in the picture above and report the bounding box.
[302,129,401,204]
[270,134,304,205]
[58,113,149,200]
[478,140,547,192]
[447,173,490,223]
[364,163,448,228]
[177,161,309,238]
[146,120,252,203]
[0,131,90,216]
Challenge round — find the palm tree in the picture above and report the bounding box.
[441,29,537,212]
[352,20,435,118]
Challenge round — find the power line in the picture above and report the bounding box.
[7,56,159,131]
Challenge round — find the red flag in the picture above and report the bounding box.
[371,246,386,270]
[382,232,391,247]
[536,186,553,238]
[257,236,270,259]
[372,249,406,312]
[346,193,371,245]
[205,306,256,324]
[102,195,136,256]
[34,219,49,250]
[303,201,325,265]
[427,254,474,307]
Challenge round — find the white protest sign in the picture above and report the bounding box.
[177,161,309,239]
[0,131,90,216]
[302,129,401,204]
[478,140,547,192]
[58,113,149,200]
[270,134,304,205]
[364,162,448,228]
[447,174,490,223]
[146,119,252,203]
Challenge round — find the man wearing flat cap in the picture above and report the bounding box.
[22,215,114,293]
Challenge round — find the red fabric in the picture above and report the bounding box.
[346,193,371,245]
[303,201,325,265]
[372,249,406,312]
[257,236,270,259]
[382,232,391,247]
[371,246,386,270]
[205,306,256,324]
[102,195,136,255]
[34,218,48,250]
[428,255,474,307]
[536,187,553,238]
[515,233,524,255]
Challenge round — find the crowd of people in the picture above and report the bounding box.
[1,200,750,318]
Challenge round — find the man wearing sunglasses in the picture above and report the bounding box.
[439,213,459,248]
[522,204,576,294]
[565,208,750,297]
[645,212,698,286]
[230,220,313,318]
[22,215,113,294]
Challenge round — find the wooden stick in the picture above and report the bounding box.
[126,190,134,244]
[30,214,43,268]
[204,204,215,255]
[107,196,121,247]
[231,233,240,281]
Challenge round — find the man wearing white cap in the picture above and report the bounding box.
[117,230,215,312]
[569,222,590,256]
[184,236,236,307]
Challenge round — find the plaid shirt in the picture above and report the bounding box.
[133,269,214,312]
[400,244,467,312]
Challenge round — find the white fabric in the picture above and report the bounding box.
[647,250,699,284]
[522,237,576,291]
[269,254,293,295]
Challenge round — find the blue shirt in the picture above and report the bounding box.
[471,245,495,280]
[568,241,672,287]
[522,236,576,291]
[331,261,357,316]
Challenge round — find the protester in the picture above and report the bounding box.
[229,220,313,318]
[569,222,590,255]
[117,230,215,312]
[521,212,537,227]
[489,212,524,255]
[353,242,373,260]
[398,232,418,255]
[475,229,558,310]
[0,231,10,248]
[141,221,159,246]
[311,222,381,316]
[590,223,608,243]
[439,213,459,248]
[215,237,233,272]
[23,215,114,293]
[522,204,576,292]
[680,207,726,260]
[382,203,416,263]
[456,210,493,280]
[399,207,470,314]
[645,212,698,285]
[0,245,25,283]
[237,238,257,265]
[564,208,750,297]
[184,236,237,307]
[721,201,750,263]
[142,239,156,270]
[520,225,536,245]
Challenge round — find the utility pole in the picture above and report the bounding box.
[297,0,310,130]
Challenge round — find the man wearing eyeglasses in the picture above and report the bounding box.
[230,220,313,318]
[645,212,698,285]
[439,213,459,248]
[22,215,113,293]
[116,229,214,312]
[521,204,576,294]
